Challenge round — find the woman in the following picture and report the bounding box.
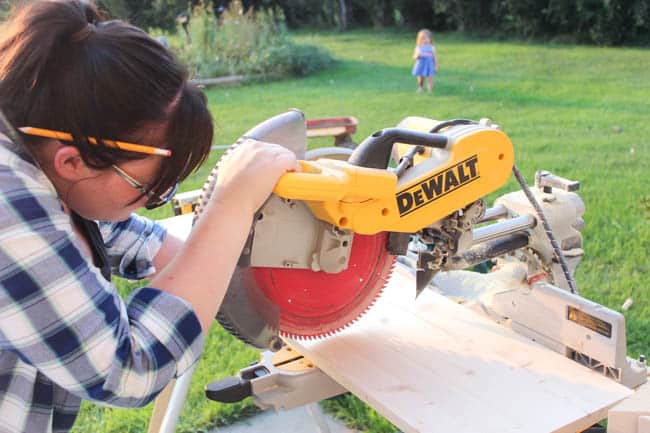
[0,1,297,432]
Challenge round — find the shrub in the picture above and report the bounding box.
[176,0,335,79]
[265,43,336,76]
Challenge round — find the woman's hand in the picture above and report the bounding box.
[213,138,299,216]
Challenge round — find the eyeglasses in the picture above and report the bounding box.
[18,126,177,209]
[18,126,172,157]
[111,165,179,210]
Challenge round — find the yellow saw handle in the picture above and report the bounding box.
[273,159,397,202]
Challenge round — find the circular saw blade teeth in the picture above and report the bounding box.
[193,141,242,224]
[273,254,396,340]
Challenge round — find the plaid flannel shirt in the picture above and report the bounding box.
[0,136,204,433]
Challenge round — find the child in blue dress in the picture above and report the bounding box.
[412,29,438,93]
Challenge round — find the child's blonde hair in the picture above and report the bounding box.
[416,29,433,46]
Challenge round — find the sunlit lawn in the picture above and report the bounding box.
[73,30,650,433]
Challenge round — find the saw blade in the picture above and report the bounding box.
[240,231,395,339]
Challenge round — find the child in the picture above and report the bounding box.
[0,1,297,431]
[412,29,438,93]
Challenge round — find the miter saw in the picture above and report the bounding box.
[149,110,647,433]
[193,110,514,347]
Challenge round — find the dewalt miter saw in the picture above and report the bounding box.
[193,110,514,347]
[151,111,647,433]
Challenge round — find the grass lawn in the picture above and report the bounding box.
[72,30,650,433]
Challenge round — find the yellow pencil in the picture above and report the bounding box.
[18,126,172,157]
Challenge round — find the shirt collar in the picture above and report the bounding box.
[0,132,58,197]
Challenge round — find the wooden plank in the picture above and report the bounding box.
[306,126,348,138]
[608,382,650,433]
[287,264,633,433]
[160,213,194,240]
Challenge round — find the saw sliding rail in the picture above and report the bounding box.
[397,211,535,273]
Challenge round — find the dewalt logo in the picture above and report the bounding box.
[396,155,480,216]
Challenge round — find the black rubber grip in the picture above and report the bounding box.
[205,376,252,403]
[348,128,448,169]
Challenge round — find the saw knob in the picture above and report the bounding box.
[535,170,580,193]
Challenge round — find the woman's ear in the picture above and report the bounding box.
[51,145,94,181]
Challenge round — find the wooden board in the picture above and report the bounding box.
[160,213,194,240]
[287,264,633,433]
[608,382,650,433]
[306,126,349,138]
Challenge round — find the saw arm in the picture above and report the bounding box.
[197,111,518,347]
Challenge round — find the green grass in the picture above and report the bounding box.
[73,30,650,433]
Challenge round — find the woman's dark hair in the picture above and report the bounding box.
[0,0,213,197]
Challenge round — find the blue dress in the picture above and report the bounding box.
[412,44,436,77]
